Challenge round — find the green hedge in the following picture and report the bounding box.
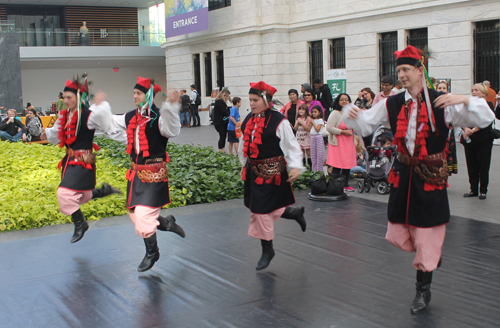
[0,138,314,232]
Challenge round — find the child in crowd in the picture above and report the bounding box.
[370,135,393,168]
[309,105,325,172]
[351,134,367,178]
[294,104,312,168]
[227,97,241,155]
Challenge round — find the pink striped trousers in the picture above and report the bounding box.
[310,134,325,172]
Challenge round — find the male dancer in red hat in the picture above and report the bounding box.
[97,77,185,272]
[238,81,306,271]
[342,46,495,313]
[46,79,121,243]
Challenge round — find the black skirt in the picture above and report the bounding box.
[243,162,295,214]
[126,172,171,209]
[59,155,96,191]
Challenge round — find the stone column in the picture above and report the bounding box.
[0,33,23,110]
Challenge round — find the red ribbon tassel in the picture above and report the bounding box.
[126,111,151,158]
[274,174,281,186]
[388,169,400,188]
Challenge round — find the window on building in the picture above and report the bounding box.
[216,51,224,90]
[209,0,231,11]
[407,28,428,72]
[204,52,212,97]
[407,28,428,50]
[379,32,398,92]
[193,54,201,95]
[329,38,345,69]
[474,20,500,91]
[309,40,323,85]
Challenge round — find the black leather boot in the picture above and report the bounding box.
[137,233,160,272]
[70,209,88,243]
[411,270,433,314]
[307,158,312,169]
[281,207,306,232]
[256,239,275,271]
[158,215,186,238]
[91,183,122,199]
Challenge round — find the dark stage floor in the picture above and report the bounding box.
[1,195,500,328]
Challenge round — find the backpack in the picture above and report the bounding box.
[195,91,202,106]
[27,118,42,137]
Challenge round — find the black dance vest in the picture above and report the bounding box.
[386,89,450,227]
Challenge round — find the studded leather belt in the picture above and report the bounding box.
[66,148,96,165]
[129,161,168,183]
[248,155,286,180]
[397,151,448,186]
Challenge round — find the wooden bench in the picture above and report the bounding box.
[24,140,50,145]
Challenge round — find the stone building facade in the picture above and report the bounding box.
[163,0,500,110]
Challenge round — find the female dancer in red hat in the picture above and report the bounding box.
[46,78,121,244]
[343,45,495,313]
[239,81,306,270]
[95,77,185,272]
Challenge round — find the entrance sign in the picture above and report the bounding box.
[165,0,209,38]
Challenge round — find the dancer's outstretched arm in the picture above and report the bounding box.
[158,89,182,139]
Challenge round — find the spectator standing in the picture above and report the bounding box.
[25,108,43,141]
[483,80,497,105]
[280,89,304,130]
[213,89,231,152]
[309,105,325,172]
[354,90,365,107]
[294,104,312,168]
[227,97,241,155]
[190,84,201,127]
[360,88,375,109]
[22,102,32,116]
[303,88,324,116]
[180,89,191,127]
[326,94,356,191]
[313,78,333,121]
[437,81,458,175]
[56,92,66,113]
[496,90,500,110]
[373,76,397,105]
[462,83,495,200]
[299,83,312,101]
[392,80,404,94]
[0,109,26,142]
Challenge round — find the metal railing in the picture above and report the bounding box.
[379,32,398,92]
[309,40,323,86]
[474,21,500,92]
[330,38,346,69]
[0,24,166,47]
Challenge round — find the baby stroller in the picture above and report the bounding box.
[357,126,396,195]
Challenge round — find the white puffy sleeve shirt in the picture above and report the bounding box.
[342,91,495,156]
[238,116,305,173]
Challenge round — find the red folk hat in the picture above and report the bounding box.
[63,80,80,94]
[394,45,423,67]
[134,77,162,95]
[249,81,277,97]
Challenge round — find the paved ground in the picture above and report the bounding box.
[174,125,500,224]
[1,124,500,327]
[1,193,500,328]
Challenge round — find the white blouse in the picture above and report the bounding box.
[238,114,305,173]
[46,101,181,153]
[342,91,495,156]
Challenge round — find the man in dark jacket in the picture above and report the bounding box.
[313,78,333,121]
[0,109,26,142]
